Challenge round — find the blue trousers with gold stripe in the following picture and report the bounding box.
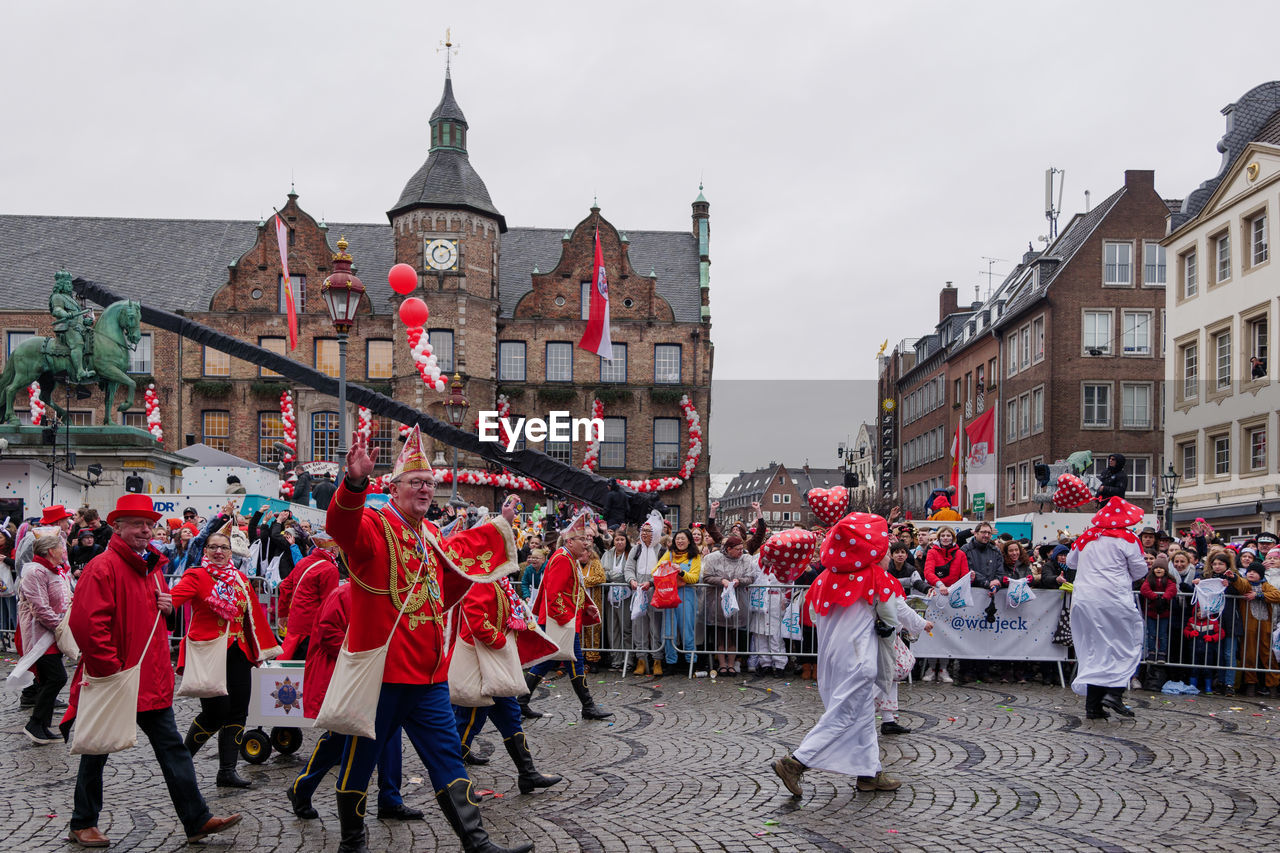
[290,726,407,809]
[454,696,524,749]
[529,631,585,679]
[336,683,466,807]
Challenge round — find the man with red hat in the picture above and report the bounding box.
[326,426,527,853]
[772,512,913,798]
[1067,496,1149,720]
[61,493,241,848]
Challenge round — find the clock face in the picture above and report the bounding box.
[882,398,897,412]
[426,238,459,271]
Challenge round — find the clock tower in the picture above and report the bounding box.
[388,69,505,406]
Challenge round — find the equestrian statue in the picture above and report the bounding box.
[1,271,144,426]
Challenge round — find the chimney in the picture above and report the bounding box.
[1124,169,1155,192]
[939,282,958,323]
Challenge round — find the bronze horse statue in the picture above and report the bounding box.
[1,300,144,426]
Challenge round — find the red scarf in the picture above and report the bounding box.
[204,560,247,621]
[1071,527,1139,552]
[499,577,527,631]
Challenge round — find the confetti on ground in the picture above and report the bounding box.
[409,776,423,785]
[1209,713,1217,717]
[475,789,495,797]
[1253,713,1263,716]
[598,680,605,684]
[493,793,504,798]
[766,688,773,693]
[654,703,666,707]
[567,722,577,726]
[754,832,770,837]
[763,819,778,826]
[948,717,957,722]
[714,730,723,733]
[45,814,57,819]
[888,829,899,834]
[1230,707,1245,710]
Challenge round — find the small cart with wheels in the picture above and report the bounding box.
[242,659,313,764]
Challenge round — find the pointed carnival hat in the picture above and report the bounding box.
[391,424,433,482]
[561,509,591,536]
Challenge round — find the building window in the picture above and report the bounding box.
[1143,242,1167,285]
[1213,434,1230,477]
[1033,316,1045,363]
[545,437,573,465]
[1182,249,1198,298]
[1006,399,1018,442]
[599,417,626,468]
[259,336,286,378]
[654,417,680,469]
[428,330,454,373]
[772,494,781,504]
[1122,311,1152,355]
[1249,426,1267,471]
[1126,457,1151,495]
[580,281,592,321]
[1019,392,1030,437]
[1214,330,1232,390]
[1215,231,1231,283]
[1083,383,1111,427]
[315,338,339,378]
[1020,325,1031,370]
[1005,336,1018,377]
[1019,462,1030,502]
[953,377,962,406]
[1181,343,1198,400]
[370,418,395,468]
[783,493,791,504]
[654,344,682,384]
[122,411,147,430]
[367,339,393,380]
[1006,466,1017,504]
[498,342,526,381]
[128,333,153,374]
[1248,316,1269,379]
[312,411,340,463]
[202,410,230,451]
[203,346,230,377]
[1250,213,1269,266]
[1180,441,1197,481]
[1031,386,1044,433]
[259,412,285,465]
[1104,242,1132,285]
[1083,311,1112,355]
[600,343,627,383]
[279,275,306,314]
[546,342,573,382]
[1121,383,1152,429]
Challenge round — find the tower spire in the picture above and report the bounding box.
[438,27,458,78]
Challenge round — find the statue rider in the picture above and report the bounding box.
[50,270,94,382]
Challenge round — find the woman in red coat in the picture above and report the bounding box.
[919,526,969,684]
[170,522,281,788]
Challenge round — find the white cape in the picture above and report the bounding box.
[792,599,880,777]
[1067,536,1147,695]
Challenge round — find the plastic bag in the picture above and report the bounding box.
[1006,578,1036,609]
[781,595,804,641]
[629,588,649,619]
[720,586,740,619]
[749,585,768,613]
[947,573,972,609]
[891,635,915,682]
[1192,577,1227,619]
[650,563,681,610]
[1271,622,1280,666]
[608,584,632,606]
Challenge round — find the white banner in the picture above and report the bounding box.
[911,589,1067,661]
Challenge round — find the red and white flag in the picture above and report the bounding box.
[964,407,997,508]
[275,214,298,350]
[947,419,961,500]
[578,229,612,358]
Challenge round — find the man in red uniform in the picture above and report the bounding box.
[62,494,241,848]
[326,426,528,853]
[520,514,612,720]
[279,530,341,661]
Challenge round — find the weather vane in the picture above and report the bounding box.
[438,28,459,76]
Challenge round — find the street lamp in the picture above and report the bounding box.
[1160,463,1181,535]
[837,442,859,514]
[443,372,469,509]
[321,237,366,480]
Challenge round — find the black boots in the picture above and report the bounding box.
[335,790,370,853]
[518,673,545,719]
[215,727,252,788]
[184,720,215,755]
[1101,687,1135,717]
[287,784,319,820]
[1084,684,1109,720]
[570,674,613,720]
[504,732,562,795]
[462,741,489,766]
[435,779,534,853]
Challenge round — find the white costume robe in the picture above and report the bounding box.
[792,598,880,777]
[1067,536,1147,695]
[874,598,927,717]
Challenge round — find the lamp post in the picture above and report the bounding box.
[443,372,469,509]
[321,237,366,480]
[1160,463,1181,535]
[837,441,859,514]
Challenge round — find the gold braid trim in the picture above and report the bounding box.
[346,511,444,629]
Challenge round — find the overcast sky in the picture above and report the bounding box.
[6,1,1277,388]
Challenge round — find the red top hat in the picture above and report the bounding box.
[106,494,162,524]
[40,505,74,525]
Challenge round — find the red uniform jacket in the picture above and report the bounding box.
[281,554,340,659]
[170,564,281,671]
[61,536,175,726]
[459,577,558,666]
[325,480,519,684]
[304,582,349,718]
[533,548,601,631]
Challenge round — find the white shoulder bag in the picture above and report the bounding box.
[54,574,81,663]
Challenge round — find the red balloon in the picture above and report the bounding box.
[399,297,430,327]
[388,263,418,295]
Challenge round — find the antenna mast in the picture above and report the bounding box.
[1045,167,1065,241]
[978,257,1006,299]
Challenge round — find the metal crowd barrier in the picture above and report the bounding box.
[1133,588,1279,686]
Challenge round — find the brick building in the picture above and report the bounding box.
[0,72,713,521]
[719,462,847,529]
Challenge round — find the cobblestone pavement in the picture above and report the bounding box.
[4,667,1280,852]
